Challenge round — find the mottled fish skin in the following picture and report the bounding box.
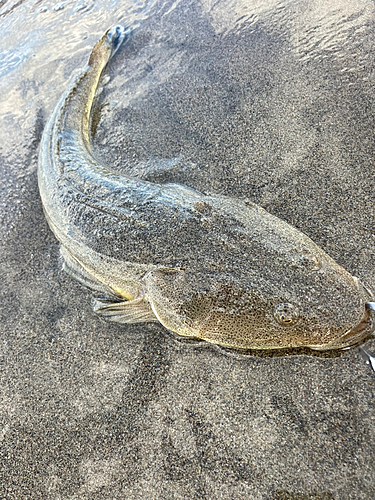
[38,25,374,350]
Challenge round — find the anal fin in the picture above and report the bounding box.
[92,296,157,324]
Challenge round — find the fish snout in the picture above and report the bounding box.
[337,288,375,348]
[339,281,375,348]
[311,280,374,351]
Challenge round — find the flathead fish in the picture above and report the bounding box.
[38,25,374,350]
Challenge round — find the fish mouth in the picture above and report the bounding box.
[311,306,374,351]
[312,279,375,351]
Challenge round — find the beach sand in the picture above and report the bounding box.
[0,1,374,498]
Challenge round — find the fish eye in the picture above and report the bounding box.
[273,303,299,326]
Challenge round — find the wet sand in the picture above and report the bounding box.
[0,0,374,498]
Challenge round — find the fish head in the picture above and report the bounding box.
[144,265,373,350]
[143,207,374,351]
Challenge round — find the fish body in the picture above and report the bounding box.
[38,26,374,350]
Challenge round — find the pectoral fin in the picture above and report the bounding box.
[60,246,114,296]
[92,296,157,324]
